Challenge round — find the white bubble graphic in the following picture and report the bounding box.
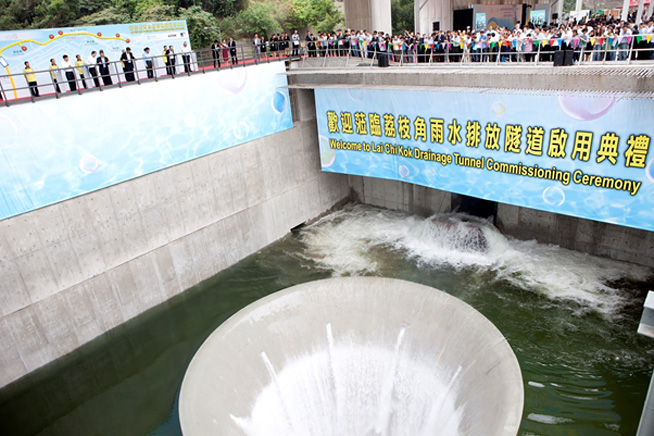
[647,159,654,184]
[79,154,99,173]
[558,93,615,121]
[491,101,506,116]
[233,121,250,140]
[271,91,288,114]
[319,135,336,168]
[399,165,410,178]
[542,186,565,206]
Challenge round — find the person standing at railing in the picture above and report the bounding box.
[221,39,229,64]
[167,46,177,75]
[618,23,631,61]
[49,58,62,93]
[211,40,221,68]
[143,47,154,78]
[181,42,192,73]
[120,47,137,81]
[86,51,100,87]
[61,55,77,92]
[23,61,39,97]
[253,34,262,62]
[97,50,112,86]
[229,37,238,64]
[292,30,301,56]
[74,54,88,89]
[162,45,169,73]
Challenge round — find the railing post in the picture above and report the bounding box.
[579,40,585,65]
[627,36,635,65]
[0,79,9,106]
[51,69,60,98]
[134,59,141,84]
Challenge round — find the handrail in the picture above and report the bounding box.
[0,45,288,106]
[297,34,654,67]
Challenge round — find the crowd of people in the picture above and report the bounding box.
[249,13,654,63]
[9,13,654,101]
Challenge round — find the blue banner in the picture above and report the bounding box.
[0,62,293,220]
[0,21,191,99]
[315,88,654,231]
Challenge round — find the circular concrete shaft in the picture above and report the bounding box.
[179,277,524,436]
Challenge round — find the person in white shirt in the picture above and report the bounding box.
[61,54,77,92]
[181,41,192,73]
[86,51,100,87]
[291,29,300,56]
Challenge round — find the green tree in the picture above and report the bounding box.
[34,0,81,28]
[235,0,282,37]
[287,0,343,32]
[137,4,176,21]
[74,6,130,25]
[391,0,414,35]
[179,5,221,48]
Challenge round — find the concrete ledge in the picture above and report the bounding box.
[288,63,654,94]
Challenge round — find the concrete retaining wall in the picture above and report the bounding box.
[0,95,350,388]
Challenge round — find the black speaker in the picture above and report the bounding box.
[433,21,440,31]
[553,50,564,66]
[378,53,389,67]
[564,49,574,65]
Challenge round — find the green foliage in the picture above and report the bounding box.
[34,0,81,28]
[235,0,282,36]
[178,5,221,47]
[287,0,343,32]
[0,0,349,45]
[73,6,131,25]
[391,0,414,35]
[137,4,176,21]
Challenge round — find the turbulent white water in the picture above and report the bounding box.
[299,204,651,316]
[231,337,462,436]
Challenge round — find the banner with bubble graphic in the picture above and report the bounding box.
[315,88,654,231]
[0,62,293,220]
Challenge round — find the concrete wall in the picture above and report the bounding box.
[0,93,350,388]
[344,0,392,34]
[496,204,654,267]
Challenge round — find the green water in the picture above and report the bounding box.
[1,204,653,436]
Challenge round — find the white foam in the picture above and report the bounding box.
[231,341,462,436]
[528,381,546,388]
[300,204,651,316]
[527,413,573,424]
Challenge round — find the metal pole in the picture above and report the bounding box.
[0,79,8,106]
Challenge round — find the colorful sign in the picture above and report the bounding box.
[0,21,191,99]
[315,88,654,231]
[0,62,293,221]
[471,5,518,29]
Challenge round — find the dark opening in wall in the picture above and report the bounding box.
[451,194,497,221]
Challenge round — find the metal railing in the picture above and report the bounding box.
[3,36,652,105]
[299,34,654,67]
[0,45,293,106]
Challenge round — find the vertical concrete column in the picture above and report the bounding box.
[415,0,453,35]
[622,0,630,21]
[636,0,646,23]
[344,0,391,33]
